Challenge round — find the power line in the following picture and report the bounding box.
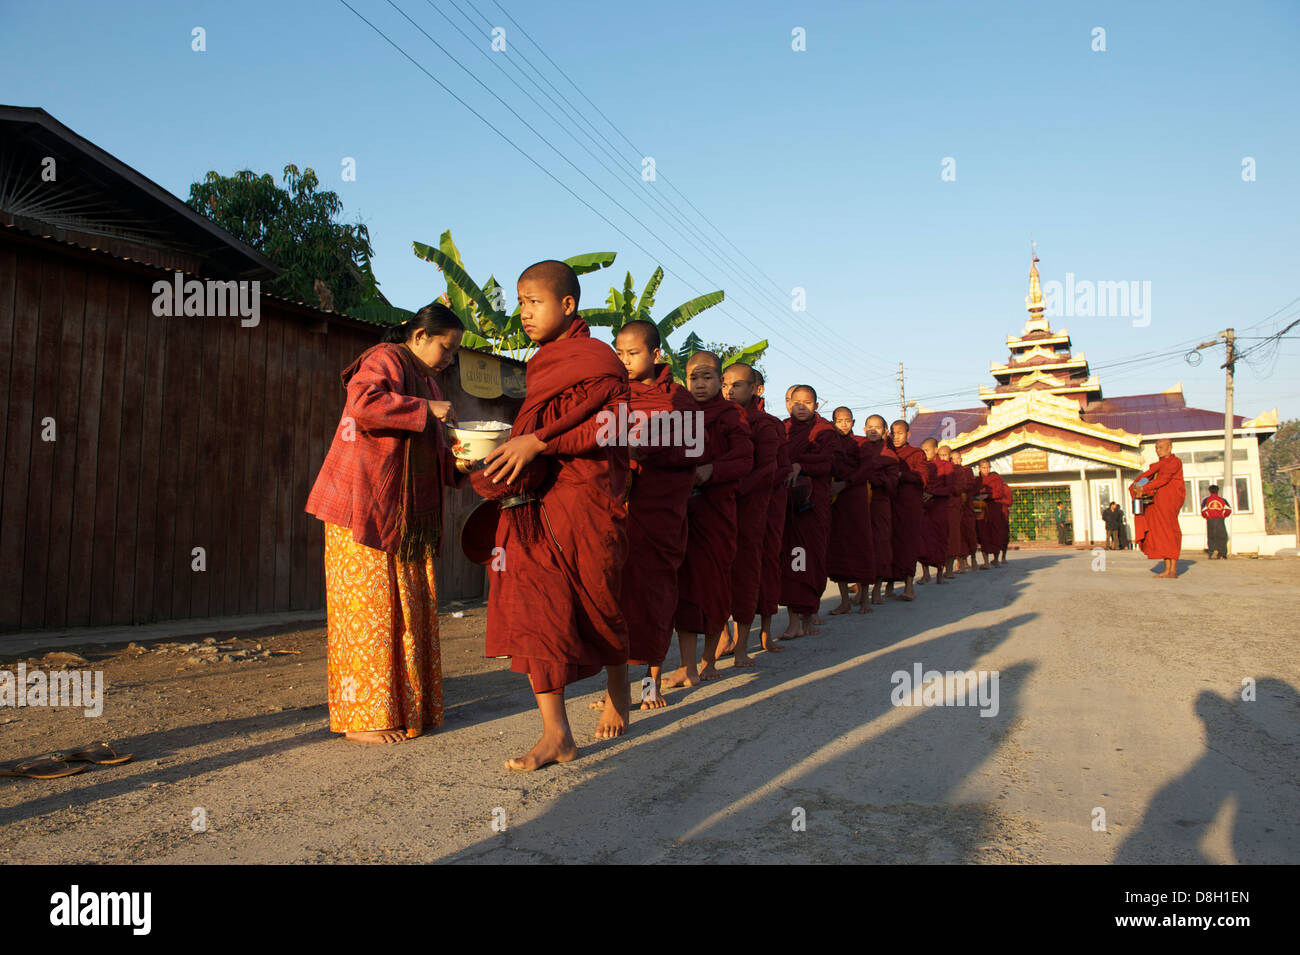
[337,0,873,392]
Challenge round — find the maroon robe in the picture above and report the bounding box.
[974,472,1009,555]
[889,442,928,580]
[674,393,753,635]
[473,320,630,693]
[946,463,966,558]
[959,467,979,555]
[924,457,953,569]
[862,437,898,581]
[780,414,837,614]
[756,398,791,618]
[621,364,697,666]
[1130,454,1185,560]
[730,396,781,629]
[826,432,875,583]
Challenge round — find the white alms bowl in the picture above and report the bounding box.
[446,420,513,462]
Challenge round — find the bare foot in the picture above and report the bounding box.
[639,675,670,709]
[345,728,406,745]
[779,622,805,639]
[761,633,787,652]
[698,662,722,682]
[830,600,853,615]
[812,615,827,626]
[505,734,578,771]
[663,666,699,688]
[857,601,872,614]
[588,693,608,711]
[595,695,629,740]
[733,649,756,667]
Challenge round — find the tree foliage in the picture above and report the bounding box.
[1260,418,1299,531]
[186,165,379,311]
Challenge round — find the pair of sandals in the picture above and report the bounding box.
[0,742,133,780]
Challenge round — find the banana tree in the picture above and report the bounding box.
[413,231,617,361]
[581,267,767,383]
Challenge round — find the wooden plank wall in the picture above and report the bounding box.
[0,236,528,633]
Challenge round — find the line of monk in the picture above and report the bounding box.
[473,260,1015,771]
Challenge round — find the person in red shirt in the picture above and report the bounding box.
[1201,484,1233,559]
[305,302,465,745]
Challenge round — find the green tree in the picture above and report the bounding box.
[1260,418,1299,532]
[187,165,380,312]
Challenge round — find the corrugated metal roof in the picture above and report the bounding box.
[908,407,989,441]
[1081,392,1246,435]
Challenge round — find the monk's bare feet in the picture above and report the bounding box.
[761,632,786,652]
[588,693,609,711]
[506,734,578,772]
[812,614,827,626]
[698,662,722,681]
[779,620,805,639]
[345,728,406,745]
[663,666,699,688]
[595,696,629,740]
[857,600,871,614]
[733,642,756,667]
[638,673,670,709]
[802,614,822,634]
[830,600,853,614]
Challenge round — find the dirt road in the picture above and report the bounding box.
[2,550,1297,863]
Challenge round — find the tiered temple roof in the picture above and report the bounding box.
[979,252,1101,409]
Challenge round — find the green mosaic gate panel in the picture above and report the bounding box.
[1010,485,1071,542]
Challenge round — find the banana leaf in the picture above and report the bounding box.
[563,251,617,275]
[637,266,664,319]
[658,290,724,338]
[721,339,769,369]
[413,240,505,336]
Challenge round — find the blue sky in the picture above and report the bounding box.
[3,0,1297,424]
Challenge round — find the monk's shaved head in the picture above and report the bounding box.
[616,319,660,350]
[891,419,909,434]
[866,414,887,431]
[686,350,722,373]
[725,361,757,384]
[832,406,852,419]
[754,370,765,387]
[519,259,581,306]
[1155,438,1173,457]
[922,438,938,451]
[791,384,817,402]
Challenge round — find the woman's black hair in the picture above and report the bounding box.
[381,301,465,343]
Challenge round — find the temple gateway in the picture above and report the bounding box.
[909,254,1279,554]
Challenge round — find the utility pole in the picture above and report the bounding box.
[897,363,916,423]
[1221,328,1235,555]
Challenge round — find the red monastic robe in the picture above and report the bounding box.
[947,464,970,558]
[826,431,875,583]
[862,437,898,581]
[924,457,954,568]
[475,320,630,693]
[730,396,781,629]
[974,472,1010,555]
[1130,454,1185,560]
[674,392,753,635]
[959,467,979,555]
[780,414,837,614]
[889,442,928,580]
[620,364,697,666]
[756,398,790,618]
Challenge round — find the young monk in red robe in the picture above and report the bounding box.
[753,371,792,653]
[780,386,837,635]
[473,260,631,770]
[918,439,951,586]
[717,362,780,666]
[973,458,1007,569]
[827,407,874,615]
[860,415,898,606]
[593,320,696,711]
[667,352,753,686]
[888,420,927,601]
[1129,438,1185,578]
[951,451,980,570]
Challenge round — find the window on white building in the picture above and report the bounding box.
[1234,476,1252,513]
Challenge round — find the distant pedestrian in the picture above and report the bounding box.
[1201,484,1232,559]
[1055,500,1071,545]
[1102,501,1124,550]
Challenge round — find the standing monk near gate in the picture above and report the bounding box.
[973,459,1007,569]
[919,439,952,585]
[780,386,837,635]
[1129,438,1185,579]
